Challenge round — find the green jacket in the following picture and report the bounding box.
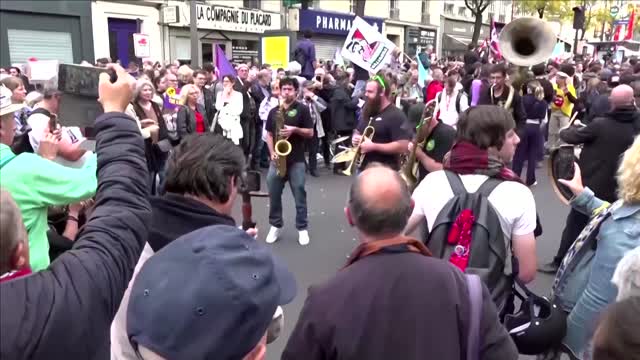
[0,144,97,271]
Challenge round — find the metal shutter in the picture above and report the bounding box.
[7,29,73,64]
[311,36,343,62]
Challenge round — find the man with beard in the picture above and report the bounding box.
[351,75,411,172]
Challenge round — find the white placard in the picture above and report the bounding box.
[133,33,150,58]
[28,60,59,82]
[341,17,396,74]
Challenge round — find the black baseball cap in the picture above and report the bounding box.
[127,225,297,359]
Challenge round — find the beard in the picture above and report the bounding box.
[361,94,382,121]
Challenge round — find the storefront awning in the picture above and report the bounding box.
[442,34,483,52]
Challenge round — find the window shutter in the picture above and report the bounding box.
[7,29,73,64]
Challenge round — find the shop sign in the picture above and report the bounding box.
[299,9,383,36]
[406,27,437,47]
[195,4,281,33]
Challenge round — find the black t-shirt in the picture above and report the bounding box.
[356,104,411,170]
[266,101,313,164]
[417,121,456,181]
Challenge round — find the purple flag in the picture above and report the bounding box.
[215,45,236,78]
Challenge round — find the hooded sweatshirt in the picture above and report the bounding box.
[0,144,97,271]
[110,192,235,360]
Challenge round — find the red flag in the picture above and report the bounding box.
[625,9,635,40]
[613,24,623,41]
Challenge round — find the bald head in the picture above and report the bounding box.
[610,84,635,109]
[348,164,412,237]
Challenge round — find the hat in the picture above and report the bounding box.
[127,225,297,359]
[0,86,25,116]
[555,71,569,79]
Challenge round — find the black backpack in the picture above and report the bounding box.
[10,108,50,155]
[425,171,512,311]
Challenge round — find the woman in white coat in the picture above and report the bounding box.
[214,75,243,145]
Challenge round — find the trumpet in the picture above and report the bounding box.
[273,102,292,177]
[400,99,437,191]
[331,117,375,176]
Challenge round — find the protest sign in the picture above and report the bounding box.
[133,33,150,58]
[341,16,395,73]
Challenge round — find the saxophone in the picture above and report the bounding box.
[273,102,292,178]
[400,99,437,191]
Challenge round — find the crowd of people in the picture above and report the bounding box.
[0,30,639,360]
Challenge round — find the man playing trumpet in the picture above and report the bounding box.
[351,75,411,172]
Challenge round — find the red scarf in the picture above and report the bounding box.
[344,235,432,268]
[443,140,523,184]
[0,267,32,283]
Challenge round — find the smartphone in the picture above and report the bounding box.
[57,64,117,98]
[48,114,58,133]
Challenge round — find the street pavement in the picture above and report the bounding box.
[232,163,570,360]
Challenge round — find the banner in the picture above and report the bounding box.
[133,33,150,58]
[261,36,289,70]
[216,45,236,78]
[341,16,396,74]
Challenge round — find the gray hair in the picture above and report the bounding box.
[133,78,155,102]
[612,247,640,301]
[0,188,27,272]
[287,61,302,76]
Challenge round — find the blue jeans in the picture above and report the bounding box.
[266,161,308,230]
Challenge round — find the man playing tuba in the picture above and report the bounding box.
[478,63,527,128]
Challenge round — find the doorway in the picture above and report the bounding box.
[108,18,138,68]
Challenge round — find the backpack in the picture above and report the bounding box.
[294,46,307,66]
[425,171,512,310]
[437,91,465,114]
[10,107,48,155]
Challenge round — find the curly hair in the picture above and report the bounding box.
[617,134,640,203]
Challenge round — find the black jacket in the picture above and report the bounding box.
[282,249,517,360]
[234,78,251,120]
[131,101,169,172]
[560,106,640,202]
[0,113,151,359]
[330,85,358,132]
[176,105,206,139]
[202,87,216,125]
[147,193,235,252]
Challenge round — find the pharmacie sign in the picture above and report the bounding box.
[195,4,281,33]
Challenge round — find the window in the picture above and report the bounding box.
[445,3,454,15]
[243,0,260,8]
[488,12,495,21]
[499,14,505,22]
[8,29,73,64]
[350,0,356,13]
[390,0,399,10]
[489,1,495,11]
[458,6,466,16]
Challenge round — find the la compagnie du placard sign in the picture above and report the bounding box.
[194,4,281,33]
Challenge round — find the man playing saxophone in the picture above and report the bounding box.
[265,77,314,246]
[351,75,411,172]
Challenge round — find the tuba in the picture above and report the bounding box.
[497,17,557,100]
[273,102,292,177]
[400,99,437,191]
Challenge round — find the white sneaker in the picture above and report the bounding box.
[265,226,282,244]
[298,230,310,246]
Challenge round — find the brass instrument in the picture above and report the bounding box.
[400,99,437,191]
[331,116,375,176]
[496,17,556,101]
[273,102,292,177]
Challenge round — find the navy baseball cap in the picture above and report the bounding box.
[126,225,297,359]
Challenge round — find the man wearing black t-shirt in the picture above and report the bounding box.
[352,76,411,171]
[413,117,456,182]
[264,77,314,246]
[478,63,526,128]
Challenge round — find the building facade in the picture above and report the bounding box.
[0,0,94,67]
[92,0,163,68]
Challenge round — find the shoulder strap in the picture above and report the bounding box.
[0,153,17,170]
[437,91,442,103]
[475,177,503,198]
[444,170,467,196]
[456,92,463,113]
[466,274,483,360]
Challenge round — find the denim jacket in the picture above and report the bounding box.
[553,188,640,359]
